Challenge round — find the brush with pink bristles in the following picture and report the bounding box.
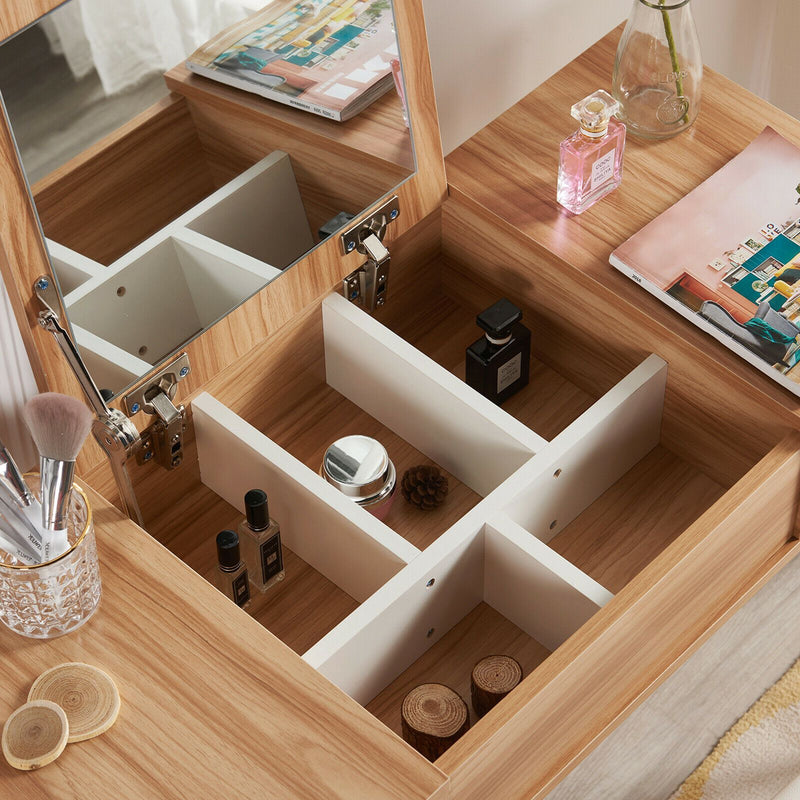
[23,393,93,558]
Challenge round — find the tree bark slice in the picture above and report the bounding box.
[2,700,69,770]
[471,655,523,718]
[28,662,120,743]
[401,683,469,760]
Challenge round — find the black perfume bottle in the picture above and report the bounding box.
[466,299,531,405]
[215,530,251,609]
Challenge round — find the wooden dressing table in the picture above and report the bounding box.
[2,18,800,800]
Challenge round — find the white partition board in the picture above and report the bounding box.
[485,515,613,652]
[183,151,314,268]
[501,354,668,542]
[193,393,418,604]
[322,293,546,497]
[67,236,270,365]
[304,511,487,705]
[46,240,104,296]
[72,324,152,395]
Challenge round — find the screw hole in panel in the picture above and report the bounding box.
[426,578,435,588]
[426,628,435,638]
[549,520,557,530]
[116,286,126,297]
[553,468,562,478]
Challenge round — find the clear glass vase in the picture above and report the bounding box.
[612,0,702,139]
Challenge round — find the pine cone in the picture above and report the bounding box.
[401,465,449,510]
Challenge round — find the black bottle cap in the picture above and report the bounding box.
[216,530,241,569]
[244,489,269,531]
[476,299,522,337]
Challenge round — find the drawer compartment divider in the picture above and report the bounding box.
[323,292,545,497]
[193,391,418,603]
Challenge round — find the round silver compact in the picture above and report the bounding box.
[321,435,396,510]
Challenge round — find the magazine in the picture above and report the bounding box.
[185,1,399,122]
[610,126,800,398]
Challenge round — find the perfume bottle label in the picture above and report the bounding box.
[497,352,522,393]
[591,148,616,190]
[232,570,251,607]
[260,533,284,583]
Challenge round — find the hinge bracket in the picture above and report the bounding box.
[341,195,398,312]
[123,354,190,470]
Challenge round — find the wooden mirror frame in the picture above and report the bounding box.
[0,0,446,477]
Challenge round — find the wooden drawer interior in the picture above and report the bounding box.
[117,208,800,774]
[32,93,409,267]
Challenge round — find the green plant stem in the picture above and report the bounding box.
[659,0,689,124]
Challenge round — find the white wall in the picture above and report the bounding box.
[422,0,796,155]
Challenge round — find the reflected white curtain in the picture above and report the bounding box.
[0,280,38,471]
[41,0,264,95]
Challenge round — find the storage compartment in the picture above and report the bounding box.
[308,516,612,736]
[67,232,281,368]
[31,90,412,268]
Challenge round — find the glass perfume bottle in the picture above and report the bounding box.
[215,530,251,609]
[239,489,285,593]
[557,89,626,215]
[466,298,531,405]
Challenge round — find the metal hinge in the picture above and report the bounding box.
[341,195,399,312]
[123,354,190,470]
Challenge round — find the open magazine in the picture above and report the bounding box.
[185,0,399,121]
[610,126,800,398]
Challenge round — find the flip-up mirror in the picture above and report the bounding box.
[0,0,416,397]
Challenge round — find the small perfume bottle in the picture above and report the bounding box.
[466,298,531,405]
[215,530,251,609]
[557,89,626,215]
[239,489,285,593]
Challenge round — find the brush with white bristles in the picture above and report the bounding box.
[23,393,93,557]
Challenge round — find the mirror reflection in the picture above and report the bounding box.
[0,0,414,397]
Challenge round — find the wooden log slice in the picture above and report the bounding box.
[471,654,523,718]
[28,662,120,743]
[2,700,69,771]
[401,683,469,761]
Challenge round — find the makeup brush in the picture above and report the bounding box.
[23,393,92,543]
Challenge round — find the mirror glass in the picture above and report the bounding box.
[0,0,414,397]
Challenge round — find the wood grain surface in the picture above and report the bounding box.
[0,0,447,481]
[0,484,447,800]
[437,434,800,800]
[166,62,414,171]
[444,27,800,486]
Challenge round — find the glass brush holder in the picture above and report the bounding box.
[612,0,702,139]
[0,475,101,639]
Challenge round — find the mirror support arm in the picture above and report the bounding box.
[34,276,145,526]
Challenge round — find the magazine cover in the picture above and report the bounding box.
[610,126,800,397]
[186,0,398,121]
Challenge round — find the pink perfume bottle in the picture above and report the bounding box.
[557,90,626,214]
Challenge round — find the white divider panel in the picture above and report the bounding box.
[67,234,274,368]
[502,354,668,542]
[304,510,487,705]
[485,515,613,652]
[322,292,546,497]
[71,324,152,395]
[46,240,104,296]
[183,151,314,268]
[193,393,418,604]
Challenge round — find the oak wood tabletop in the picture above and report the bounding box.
[0,485,447,800]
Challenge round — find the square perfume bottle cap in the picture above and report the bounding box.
[476,299,522,336]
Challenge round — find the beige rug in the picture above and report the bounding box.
[671,658,800,800]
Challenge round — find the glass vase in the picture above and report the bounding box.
[612,0,702,139]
